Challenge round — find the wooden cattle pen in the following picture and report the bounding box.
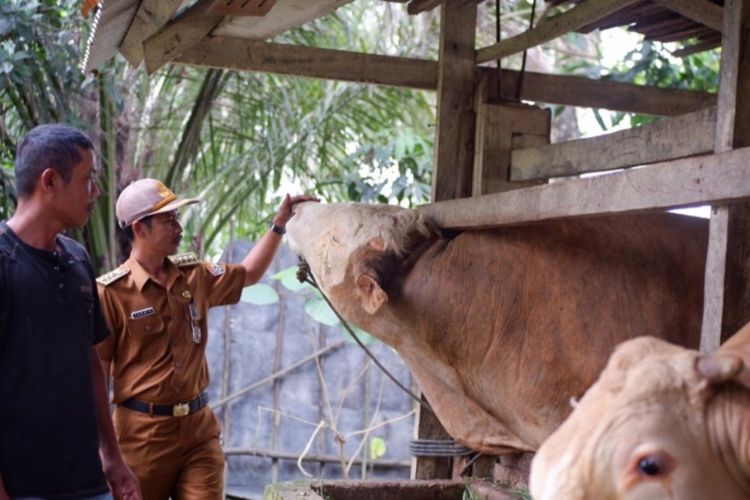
[84,0,750,491]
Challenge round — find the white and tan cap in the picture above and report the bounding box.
[116,178,199,228]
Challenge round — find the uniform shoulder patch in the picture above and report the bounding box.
[208,263,225,277]
[169,252,200,267]
[96,266,130,286]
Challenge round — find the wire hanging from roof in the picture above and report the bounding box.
[516,0,538,102]
[80,0,104,74]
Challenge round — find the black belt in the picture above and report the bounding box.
[119,392,209,417]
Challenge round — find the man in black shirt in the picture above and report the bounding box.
[0,125,140,499]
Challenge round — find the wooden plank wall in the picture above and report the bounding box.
[510,107,716,181]
[473,99,549,195]
[419,146,750,229]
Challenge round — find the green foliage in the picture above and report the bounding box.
[335,131,432,206]
[561,39,720,130]
[240,283,280,305]
[368,436,386,460]
[0,0,89,219]
[273,265,375,345]
[0,0,86,131]
[603,41,720,127]
[126,2,436,256]
[0,163,14,220]
[0,1,436,273]
[304,295,340,327]
[606,41,720,92]
[271,267,309,292]
[462,483,482,500]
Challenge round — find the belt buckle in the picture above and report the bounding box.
[173,402,190,417]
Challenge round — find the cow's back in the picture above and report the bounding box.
[397,212,706,448]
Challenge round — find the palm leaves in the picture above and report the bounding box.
[0,1,437,267]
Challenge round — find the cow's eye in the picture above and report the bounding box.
[638,456,662,476]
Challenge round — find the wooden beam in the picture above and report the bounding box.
[653,0,723,32]
[474,100,549,195]
[408,0,445,14]
[171,37,714,115]
[119,0,183,67]
[492,68,716,116]
[173,37,439,89]
[701,0,750,352]
[213,0,354,39]
[431,0,478,202]
[416,1,477,481]
[510,106,717,181]
[223,447,410,467]
[417,146,750,230]
[142,0,222,74]
[206,0,278,16]
[83,0,140,72]
[672,38,722,58]
[476,0,642,64]
[701,206,729,352]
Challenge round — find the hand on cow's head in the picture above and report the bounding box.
[531,335,750,500]
[703,320,750,391]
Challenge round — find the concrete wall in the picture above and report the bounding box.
[205,242,416,497]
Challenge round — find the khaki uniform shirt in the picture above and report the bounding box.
[97,254,245,404]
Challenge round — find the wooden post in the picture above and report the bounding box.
[412,396,453,479]
[431,0,478,202]
[414,0,477,480]
[701,0,750,352]
[472,96,550,195]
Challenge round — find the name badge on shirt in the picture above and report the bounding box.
[209,264,225,277]
[130,307,155,320]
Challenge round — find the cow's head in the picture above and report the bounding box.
[530,326,750,499]
[286,202,437,317]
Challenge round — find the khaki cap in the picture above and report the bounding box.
[116,178,199,228]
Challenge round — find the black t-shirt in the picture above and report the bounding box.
[0,222,110,499]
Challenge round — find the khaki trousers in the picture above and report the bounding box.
[113,406,224,500]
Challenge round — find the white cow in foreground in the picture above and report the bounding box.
[286,202,706,454]
[531,322,750,499]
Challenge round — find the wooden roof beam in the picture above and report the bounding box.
[418,146,750,230]
[652,0,723,33]
[170,36,715,115]
[673,37,722,58]
[493,68,715,116]
[142,0,223,74]
[119,0,183,67]
[407,0,445,14]
[476,0,642,64]
[173,36,440,89]
[510,106,716,181]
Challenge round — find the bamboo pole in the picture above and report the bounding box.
[210,341,346,409]
[270,271,285,484]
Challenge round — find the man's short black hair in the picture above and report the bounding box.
[14,124,94,199]
[122,215,154,243]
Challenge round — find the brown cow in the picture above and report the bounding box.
[286,202,706,454]
[530,323,750,499]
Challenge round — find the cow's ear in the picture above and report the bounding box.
[355,271,388,314]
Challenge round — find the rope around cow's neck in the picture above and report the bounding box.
[296,261,433,415]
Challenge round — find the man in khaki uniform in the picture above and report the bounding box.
[96,178,316,500]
